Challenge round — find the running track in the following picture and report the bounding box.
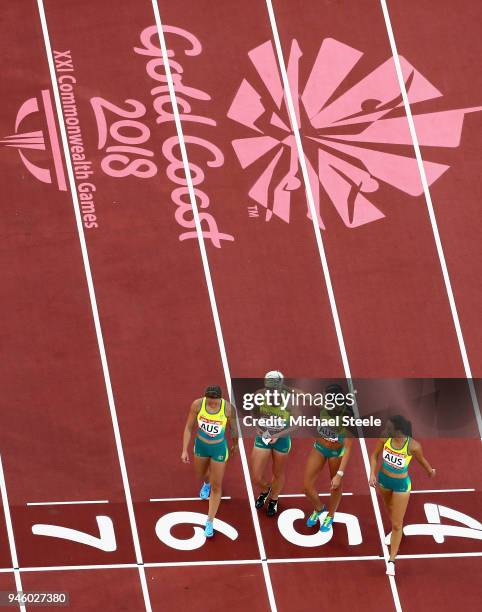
[1,0,481,610]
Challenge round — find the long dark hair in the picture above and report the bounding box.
[205,385,222,399]
[389,414,412,437]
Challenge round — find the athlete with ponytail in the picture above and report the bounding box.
[303,383,355,533]
[181,385,238,537]
[370,414,436,575]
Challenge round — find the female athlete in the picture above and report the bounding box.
[303,383,354,532]
[251,371,299,517]
[370,414,436,575]
[181,385,238,537]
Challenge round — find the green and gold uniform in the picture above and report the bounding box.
[254,390,292,454]
[194,397,229,462]
[314,406,351,458]
[378,437,412,492]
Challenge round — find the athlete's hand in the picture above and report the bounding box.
[230,443,238,456]
[331,474,342,490]
[181,450,190,463]
[261,430,273,445]
[369,473,377,487]
[428,468,436,478]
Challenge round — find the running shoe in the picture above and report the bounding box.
[204,519,214,538]
[266,499,278,517]
[320,514,334,532]
[199,481,211,500]
[306,506,326,527]
[255,487,271,509]
[386,560,395,576]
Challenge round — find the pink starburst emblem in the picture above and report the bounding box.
[228,39,481,228]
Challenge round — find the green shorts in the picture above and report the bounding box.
[194,437,229,462]
[314,440,345,458]
[254,435,291,454]
[378,470,411,493]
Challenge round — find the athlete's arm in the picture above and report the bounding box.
[254,387,278,437]
[226,402,239,454]
[369,438,386,487]
[331,436,354,490]
[181,399,200,463]
[410,439,436,477]
[271,386,303,439]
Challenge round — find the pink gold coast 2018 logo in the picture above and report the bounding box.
[228,38,482,228]
[1,90,67,191]
[4,34,481,240]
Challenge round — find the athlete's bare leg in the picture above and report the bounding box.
[303,447,327,512]
[207,459,227,520]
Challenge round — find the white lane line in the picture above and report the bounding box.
[379,0,482,440]
[5,561,262,574]
[268,556,383,564]
[397,552,482,560]
[36,3,151,611]
[144,559,261,568]
[84,489,473,503]
[26,500,110,507]
[264,2,402,610]
[150,2,277,611]
[411,489,476,494]
[279,493,353,498]
[0,456,26,612]
[7,564,138,573]
[149,497,231,502]
[0,550,480,575]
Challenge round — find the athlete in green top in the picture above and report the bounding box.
[251,371,301,517]
[303,383,354,532]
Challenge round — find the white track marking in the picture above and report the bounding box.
[143,559,260,568]
[268,556,382,564]
[36,3,151,610]
[397,552,482,560]
[32,516,117,552]
[379,0,482,439]
[10,564,138,573]
[0,550,480,575]
[150,2,277,610]
[264,2,402,610]
[278,493,353,498]
[149,497,231,502]
[0,456,26,612]
[6,560,262,574]
[149,490,477,500]
[149,490,475,500]
[411,489,476,494]
[27,500,109,506]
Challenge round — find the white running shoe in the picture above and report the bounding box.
[386,560,396,576]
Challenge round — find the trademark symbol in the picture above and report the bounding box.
[247,204,259,218]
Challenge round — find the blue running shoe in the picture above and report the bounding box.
[204,519,214,538]
[306,506,326,527]
[320,514,334,533]
[199,482,211,500]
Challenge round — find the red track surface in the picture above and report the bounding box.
[1,0,481,610]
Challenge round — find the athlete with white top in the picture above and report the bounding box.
[251,371,302,517]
